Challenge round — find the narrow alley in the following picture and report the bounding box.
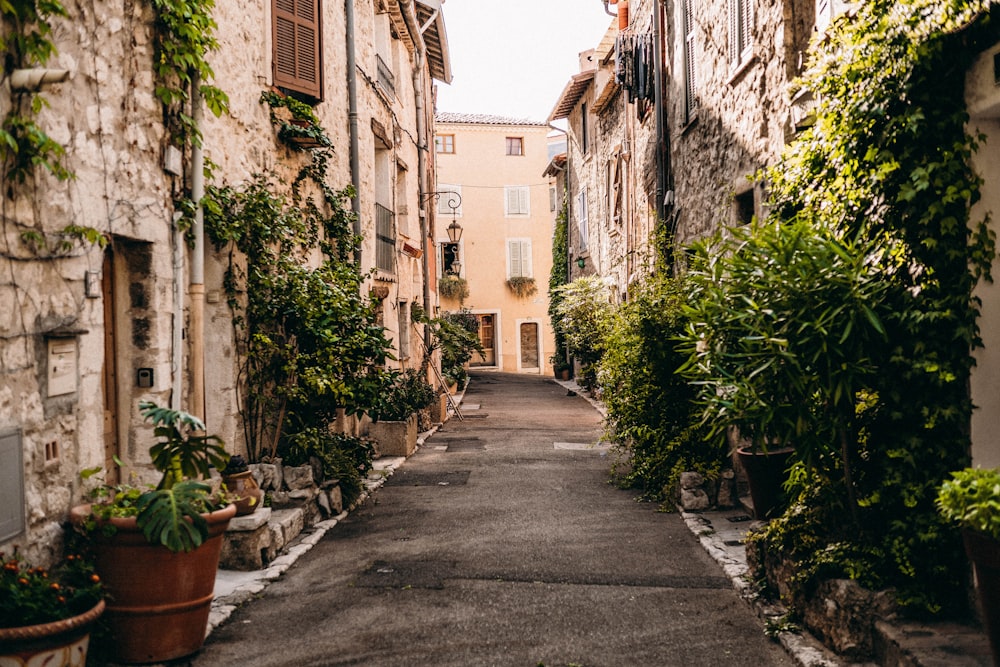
[192,373,795,666]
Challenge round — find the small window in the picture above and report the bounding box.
[580,103,589,153]
[435,134,455,153]
[683,0,698,122]
[506,137,524,156]
[728,0,753,67]
[272,0,322,99]
[398,301,410,360]
[441,241,462,275]
[505,186,530,216]
[735,189,755,225]
[507,239,532,278]
[549,186,557,212]
[576,188,589,251]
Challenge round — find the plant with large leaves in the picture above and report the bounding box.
[83,402,230,553]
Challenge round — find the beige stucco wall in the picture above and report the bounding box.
[0,0,439,559]
[967,40,1000,469]
[435,120,556,375]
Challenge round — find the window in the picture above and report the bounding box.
[272,0,322,99]
[683,0,697,122]
[580,102,589,153]
[436,184,462,216]
[549,186,557,212]
[576,188,589,251]
[607,155,624,229]
[441,241,461,275]
[507,239,532,278]
[374,13,395,100]
[398,301,410,360]
[505,137,524,156]
[505,186,530,216]
[729,0,753,67]
[375,203,395,273]
[435,134,455,153]
[735,189,755,225]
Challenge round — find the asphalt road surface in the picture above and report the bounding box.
[193,371,795,667]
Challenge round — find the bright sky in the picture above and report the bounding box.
[435,0,616,123]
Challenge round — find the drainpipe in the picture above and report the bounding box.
[189,73,206,421]
[172,212,184,411]
[401,0,432,349]
[346,0,362,264]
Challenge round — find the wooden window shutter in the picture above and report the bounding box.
[508,240,521,277]
[273,0,322,99]
[728,0,739,64]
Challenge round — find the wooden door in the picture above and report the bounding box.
[101,249,120,484]
[472,314,495,366]
[519,322,539,368]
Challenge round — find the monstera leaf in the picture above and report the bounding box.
[135,481,212,552]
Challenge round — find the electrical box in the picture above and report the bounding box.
[47,339,77,397]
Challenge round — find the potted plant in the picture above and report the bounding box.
[506,276,538,298]
[0,550,105,665]
[438,275,469,302]
[937,467,1000,664]
[259,90,332,150]
[220,454,263,516]
[71,401,234,664]
[679,218,890,520]
[550,355,571,381]
[367,370,436,457]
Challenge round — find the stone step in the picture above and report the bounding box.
[219,507,306,571]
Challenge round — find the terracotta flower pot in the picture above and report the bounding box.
[0,598,105,667]
[963,529,1000,665]
[736,446,794,520]
[222,470,263,516]
[70,503,235,664]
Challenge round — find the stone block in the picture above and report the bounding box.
[430,393,449,424]
[680,487,710,511]
[220,508,274,571]
[371,414,417,457]
[679,471,704,489]
[716,469,738,508]
[284,464,315,490]
[254,463,279,491]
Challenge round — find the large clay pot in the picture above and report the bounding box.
[0,599,104,667]
[70,503,235,664]
[222,470,263,516]
[736,446,795,520]
[962,529,1000,665]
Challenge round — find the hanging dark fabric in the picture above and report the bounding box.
[614,31,655,117]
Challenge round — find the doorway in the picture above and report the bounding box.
[519,322,539,369]
[101,248,120,484]
[472,314,496,366]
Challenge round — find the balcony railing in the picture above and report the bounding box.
[376,203,395,274]
[376,55,395,100]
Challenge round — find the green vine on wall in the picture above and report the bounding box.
[0,0,72,191]
[741,0,998,616]
[548,196,569,364]
[150,0,229,146]
[204,148,387,464]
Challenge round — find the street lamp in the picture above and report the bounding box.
[576,256,586,269]
[422,190,464,243]
[447,218,463,243]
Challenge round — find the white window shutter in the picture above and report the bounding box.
[518,187,529,215]
[521,240,532,277]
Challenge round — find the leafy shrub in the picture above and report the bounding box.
[601,275,727,503]
[552,276,613,389]
[433,310,482,386]
[282,428,375,507]
[506,276,537,298]
[937,468,1000,541]
[368,369,436,422]
[438,275,469,301]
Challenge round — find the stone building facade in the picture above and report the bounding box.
[0,0,452,560]
[433,113,557,375]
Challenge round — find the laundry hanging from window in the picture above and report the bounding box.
[614,31,655,113]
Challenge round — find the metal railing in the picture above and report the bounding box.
[376,55,395,100]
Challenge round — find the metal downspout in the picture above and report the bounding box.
[172,212,184,411]
[402,0,432,349]
[190,73,206,421]
[346,0,362,264]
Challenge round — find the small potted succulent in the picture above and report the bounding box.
[937,467,1000,664]
[0,549,105,664]
[72,401,234,664]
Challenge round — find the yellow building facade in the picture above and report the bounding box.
[434,114,557,375]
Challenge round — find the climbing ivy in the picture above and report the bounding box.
[204,148,391,463]
[0,0,72,188]
[744,0,998,616]
[548,196,569,366]
[150,0,229,146]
